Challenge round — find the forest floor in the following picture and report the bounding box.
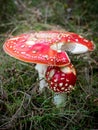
[0,1,98,130]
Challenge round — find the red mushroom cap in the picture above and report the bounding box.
[3,32,70,66]
[45,64,77,93]
[3,31,94,66]
[50,31,95,54]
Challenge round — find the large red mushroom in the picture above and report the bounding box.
[3,32,71,66]
[3,31,95,107]
[3,31,70,93]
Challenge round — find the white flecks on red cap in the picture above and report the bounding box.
[45,64,77,93]
[3,31,95,66]
[3,33,70,66]
[50,31,95,54]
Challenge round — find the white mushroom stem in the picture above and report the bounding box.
[53,93,67,108]
[35,64,48,92]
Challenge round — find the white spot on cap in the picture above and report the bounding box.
[57,88,60,92]
[21,45,25,48]
[59,83,63,87]
[62,74,66,76]
[54,79,58,82]
[65,88,68,91]
[10,37,19,40]
[68,85,73,89]
[51,59,53,61]
[26,41,35,45]
[21,52,26,54]
[68,39,70,42]
[16,51,19,54]
[53,87,57,91]
[61,87,65,90]
[9,46,13,48]
[51,82,53,85]
[13,42,17,45]
[61,77,65,80]
[83,39,88,42]
[79,35,83,38]
[32,50,37,54]
[44,55,48,59]
[55,84,57,87]
[75,39,78,42]
[65,34,70,37]
[66,79,69,82]
[65,83,68,86]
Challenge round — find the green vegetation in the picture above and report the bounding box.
[0,0,98,129]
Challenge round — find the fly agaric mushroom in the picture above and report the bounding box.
[45,64,76,93]
[3,31,95,107]
[3,32,70,66]
[45,63,76,107]
[3,32,70,92]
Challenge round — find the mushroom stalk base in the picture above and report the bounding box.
[35,64,48,92]
[53,93,67,108]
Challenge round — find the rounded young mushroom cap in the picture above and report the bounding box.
[45,64,76,93]
[3,32,70,66]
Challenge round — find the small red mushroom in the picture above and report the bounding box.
[45,64,76,93]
